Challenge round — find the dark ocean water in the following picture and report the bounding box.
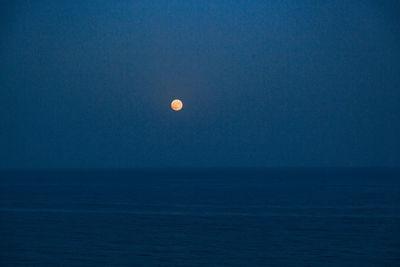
[0,169,399,266]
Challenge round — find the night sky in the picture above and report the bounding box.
[1,0,400,168]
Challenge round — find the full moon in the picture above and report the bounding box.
[171,99,183,111]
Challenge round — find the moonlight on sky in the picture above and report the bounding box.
[171,99,183,111]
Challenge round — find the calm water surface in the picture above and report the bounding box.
[0,169,399,266]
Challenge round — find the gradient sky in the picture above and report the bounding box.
[1,0,400,168]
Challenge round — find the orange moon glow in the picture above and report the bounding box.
[171,99,183,111]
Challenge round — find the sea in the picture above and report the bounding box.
[0,168,399,266]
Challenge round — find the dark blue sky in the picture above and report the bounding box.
[1,0,400,168]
